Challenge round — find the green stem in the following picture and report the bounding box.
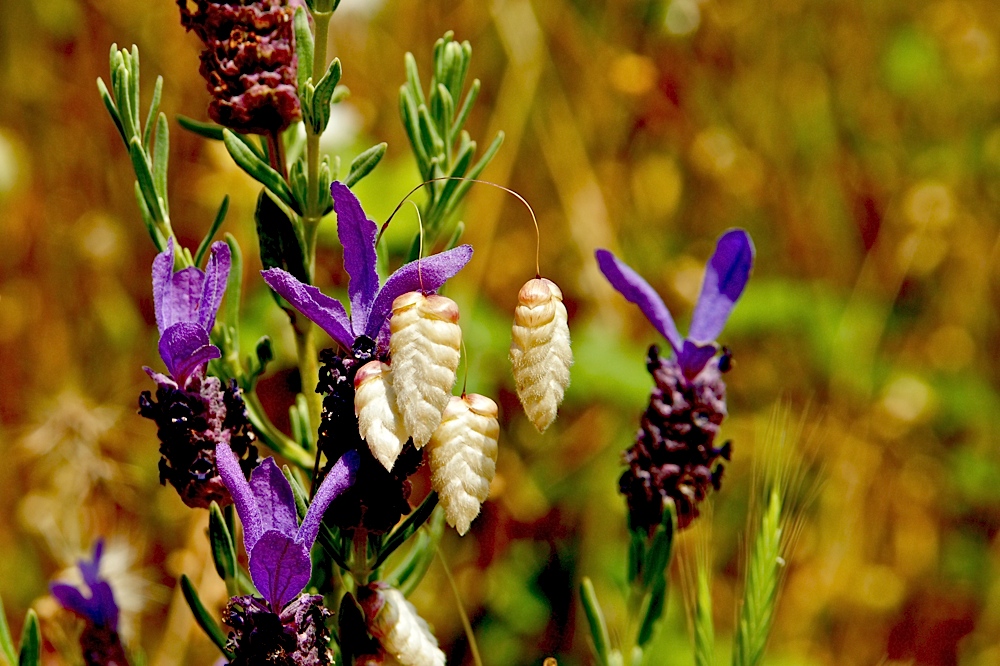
[293,317,322,444]
[243,390,313,469]
[306,10,332,219]
[351,529,371,585]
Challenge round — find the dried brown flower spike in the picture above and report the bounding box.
[428,394,500,535]
[389,292,463,448]
[510,277,572,431]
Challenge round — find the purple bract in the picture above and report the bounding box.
[149,238,230,387]
[262,181,473,356]
[596,229,754,378]
[51,541,120,631]
[216,442,359,611]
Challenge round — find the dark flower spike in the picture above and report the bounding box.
[150,238,231,385]
[216,442,359,610]
[50,541,120,631]
[262,182,473,355]
[596,229,754,378]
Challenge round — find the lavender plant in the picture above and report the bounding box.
[74,1,573,664]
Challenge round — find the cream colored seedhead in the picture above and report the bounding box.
[389,292,463,448]
[354,360,409,471]
[365,585,446,666]
[510,277,572,432]
[428,394,500,535]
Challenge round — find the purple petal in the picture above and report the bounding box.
[249,531,312,611]
[595,249,683,352]
[143,367,178,390]
[331,182,379,335]
[688,229,754,344]
[161,266,206,330]
[249,458,300,540]
[678,340,718,379]
[152,238,175,334]
[158,323,221,383]
[216,441,263,553]
[297,450,359,549]
[198,241,231,333]
[78,540,104,587]
[261,268,355,350]
[366,245,473,350]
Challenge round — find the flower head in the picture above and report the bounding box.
[262,182,473,357]
[51,541,131,666]
[596,230,754,533]
[178,0,302,134]
[596,228,753,379]
[223,593,334,666]
[216,442,359,610]
[149,238,230,387]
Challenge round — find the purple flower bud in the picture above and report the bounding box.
[51,541,131,666]
[223,593,334,666]
[178,0,302,134]
[139,371,258,509]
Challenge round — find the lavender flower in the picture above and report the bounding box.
[178,0,301,134]
[139,240,258,509]
[596,229,753,532]
[262,182,472,533]
[222,593,334,666]
[215,442,358,610]
[51,541,130,666]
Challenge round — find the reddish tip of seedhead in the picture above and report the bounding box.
[353,360,385,390]
[518,277,562,306]
[391,291,460,323]
[463,393,499,418]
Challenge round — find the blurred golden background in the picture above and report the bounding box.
[1,0,1000,664]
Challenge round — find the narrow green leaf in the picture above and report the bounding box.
[580,578,611,666]
[179,575,233,659]
[417,104,445,160]
[177,114,225,141]
[404,52,425,107]
[223,131,299,213]
[254,190,309,285]
[343,143,387,188]
[194,195,229,267]
[114,65,137,141]
[316,523,350,571]
[152,112,169,212]
[134,181,166,251]
[293,7,314,90]
[373,492,439,569]
[208,502,237,583]
[0,592,17,665]
[244,336,273,390]
[129,138,161,222]
[289,159,309,215]
[636,578,667,648]
[627,528,645,585]
[452,79,480,138]
[695,564,715,666]
[16,610,39,666]
[399,87,429,177]
[129,45,142,134]
[443,220,465,250]
[435,84,454,146]
[223,233,242,344]
[289,396,308,450]
[395,508,445,597]
[426,140,475,230]
[313,58,342,119]
[441,130,503,220]
[97,77,127,143]
[283,465,309,520]
[143,75,163,150]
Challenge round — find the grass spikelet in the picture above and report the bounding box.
[509,277,572,432]
[355,360,409,470]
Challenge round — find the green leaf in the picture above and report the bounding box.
[283,465,309,520]
[129,137,161,222]
[180,575,233,660]
[289,394,312,449]
[97,77,126,143]
[194,195,230,267]
[343,143,387,188]
[404,52,426,108]
[254,190,309,287]
[452,78,480,138]
[244,336,273,390]
[443,220,465,250]
[316,522,350,571]
[0,592,17,666]
[222,233,242,345]
[441,130,503,220]
[208,502,237,583]
[644,504,676,587]
[224,131,299,213]
[312,58,342,133]
[129,45,142,135]
[177,116,266,159]
[385,508,445,596]
[373,492,439,569]
[636,578,667,649]
[15,610,39,666]
[399,87,430,177]
[627,528,645,585]
[417,104,445,160]
[695,564,715,666]
[114,64,137,141]
[152,112,169,213]
[134,181,166,251]
[143,75,163,150]
[293,7,314,91]
[580,578,611,666]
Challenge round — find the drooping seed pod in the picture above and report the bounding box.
[509,277,573,432]
[359,584,446,666]
[428,394,500,535]
[389,292,462,448]
[354,360,409,471]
